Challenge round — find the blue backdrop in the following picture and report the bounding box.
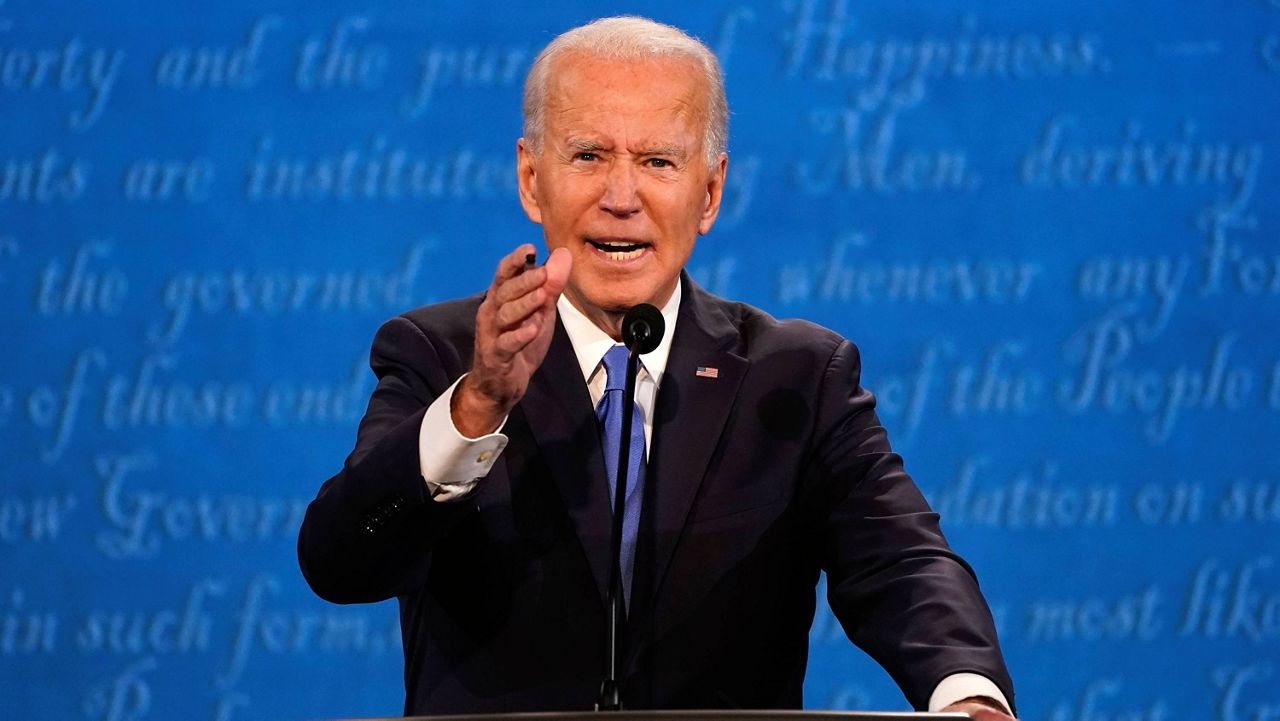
[3,1,1278,720]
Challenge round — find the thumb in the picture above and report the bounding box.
[543,247,573,296]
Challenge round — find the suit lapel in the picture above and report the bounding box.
[518,280,751,621]
[635,278,749,615]
[518,316,614,605]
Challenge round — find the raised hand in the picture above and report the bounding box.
[450,243,572,437]
[943,697,1017,721]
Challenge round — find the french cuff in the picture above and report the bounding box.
[928,673,1011,715]
[418,374,509,502]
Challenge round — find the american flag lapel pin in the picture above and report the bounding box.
[695,366,720,379]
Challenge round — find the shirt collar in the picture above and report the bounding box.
[556,277,681,386]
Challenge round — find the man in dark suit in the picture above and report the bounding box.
[298,16,1015,719]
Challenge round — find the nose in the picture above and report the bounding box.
[598,160,641,218]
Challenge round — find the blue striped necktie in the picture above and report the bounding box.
[596,344,646,608]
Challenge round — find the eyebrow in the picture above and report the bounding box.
[638,144,688,160]
[566,138,608,153]
[563,138,688,160]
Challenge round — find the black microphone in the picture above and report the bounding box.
[597,303,665,712]
[621,303,664,354]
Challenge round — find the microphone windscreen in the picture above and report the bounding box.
[622,303,665,354]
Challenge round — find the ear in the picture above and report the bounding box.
[516,138,543,225]
[697,152,729,235]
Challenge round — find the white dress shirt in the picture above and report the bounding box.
[412,277,1010,715]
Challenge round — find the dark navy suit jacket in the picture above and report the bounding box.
[298,275,1014,715]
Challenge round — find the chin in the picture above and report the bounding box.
[577,278,657,313]
[588,294,640,315]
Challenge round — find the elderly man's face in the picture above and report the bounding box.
[517,53,727,324]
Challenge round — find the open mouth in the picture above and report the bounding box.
[586,238,651,262]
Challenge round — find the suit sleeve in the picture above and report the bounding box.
[297,315,477,604]
[801,340,1016,713]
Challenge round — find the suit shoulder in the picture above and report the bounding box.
[368,294,481,369]
[396,293,483,338]
[719,298,849,362]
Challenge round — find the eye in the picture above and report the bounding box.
[647,157,673,169]
[575,152,598,162]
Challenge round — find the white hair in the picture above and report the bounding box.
[521,16,728,166]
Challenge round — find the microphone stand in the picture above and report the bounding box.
[597,344,641,712]
[596,304,662,712]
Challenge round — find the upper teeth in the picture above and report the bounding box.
[593,240,646,260]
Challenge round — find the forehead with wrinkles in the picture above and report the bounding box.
[541,53,709,156]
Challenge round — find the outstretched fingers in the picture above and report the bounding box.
[493,286,546,330]
[493,243,537,284]
[492,314,543,359]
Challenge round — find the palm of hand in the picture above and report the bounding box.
[943,698,1016,721]
[466,246,573,421]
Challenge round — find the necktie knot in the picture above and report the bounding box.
[601,344,629,392]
